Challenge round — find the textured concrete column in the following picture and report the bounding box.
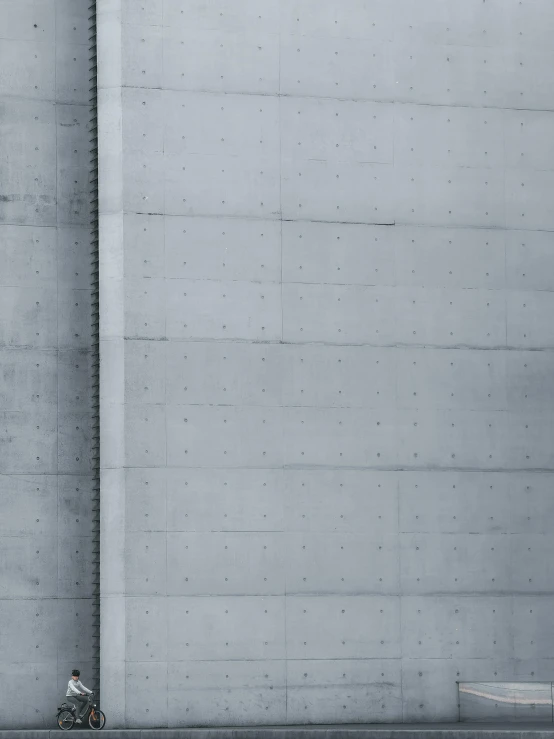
[97,0,126,727]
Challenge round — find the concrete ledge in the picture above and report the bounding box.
[5,724,554,739]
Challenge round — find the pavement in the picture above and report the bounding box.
[4,723,554,739]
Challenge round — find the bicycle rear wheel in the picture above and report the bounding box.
[57,710,75,730]
[88,709,106,730]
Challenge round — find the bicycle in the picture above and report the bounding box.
[56,692,106,731]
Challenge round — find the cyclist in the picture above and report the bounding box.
[66,669,93,724]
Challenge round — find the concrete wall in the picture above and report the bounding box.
[0,0,96,729]
[97,0,554,728]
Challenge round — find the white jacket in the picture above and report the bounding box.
[66,679,92,697]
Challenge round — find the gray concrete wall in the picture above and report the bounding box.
[0,0,96,729]
[97,0,554,729]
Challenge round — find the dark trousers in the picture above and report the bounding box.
[68,694,88,719]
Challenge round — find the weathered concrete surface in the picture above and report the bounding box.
[97,0,554,729]
[0,0,95,729]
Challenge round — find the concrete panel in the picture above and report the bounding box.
[0,474,57,536]
[58,349,94,412]
[122,149,165,214]
[394,167,505,228]
[165,280,282,342]
[504,110,554,171]
[164,217,281,282]
[286,659,402,724]
[125,662,168,728]
[123,214,165,280]
[282,284,397,345]
[506,230,554,292]
[280,34,394,100]
[166,468,285,533]
[167,533,285,596]
[510,535,554,593]
[166,406,283,469]
[164,150,280,219]
[57,288,92,350]
[0,408,57,473]
[283,470,398,535]
[394,0,505,48]
[0,662,60,729]
[0,348,57,409]
[122,0,163,26]
[165,91,280,159]
[122,87,164,159]
[55,43,89,105]
[162,27,280,95]
[0,99,56,226]
[280,0,394,41]
[513,597,554,659]
[401,596,512,659]
[167,596,286,661]
[0,0,55,42]
[124,340,166,406]
[506,352,554,412]
[394,288,506,348]
[506,171,554,232]
[281,97,393,166]
[396,348,507,411]
[396,409,554,470]
[124,279,166,339]
[56,0,91,46]
[394,105,504,170]
[125,532,167,596]
[0,39,55,100]
[282,159,394,224]
[122,22,163,89]
[57,533,93,598]
[394,226,506,290]
[58,474,95,538]
[507,290,554,349]
[400,534,512,594]
[124,404,167,468]
[393,44,507,109]
[165,342,283,407]
[282,221,396,287]
[57,226,94,289]
[286,596,401,659]
[283,407,397,469]
[125,468,167,533]
[168,660,286,727]
[57,409,94,474]
[285,533,399,595]
[0,225,57,285]
[399,471,517,535]
[0,287,57,348]
[164,0,280,33]
[126,596,168,662]
[0,535,58,597]
[505,48,554,111]
[282,344,397,409]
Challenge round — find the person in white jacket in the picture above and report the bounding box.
[66,669,93,724]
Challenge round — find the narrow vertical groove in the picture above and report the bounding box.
[88,0,100,704]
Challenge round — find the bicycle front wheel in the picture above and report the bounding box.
[88,709,106,730]
[57,710,75,731]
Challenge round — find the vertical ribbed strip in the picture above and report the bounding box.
[88,0,100,704]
